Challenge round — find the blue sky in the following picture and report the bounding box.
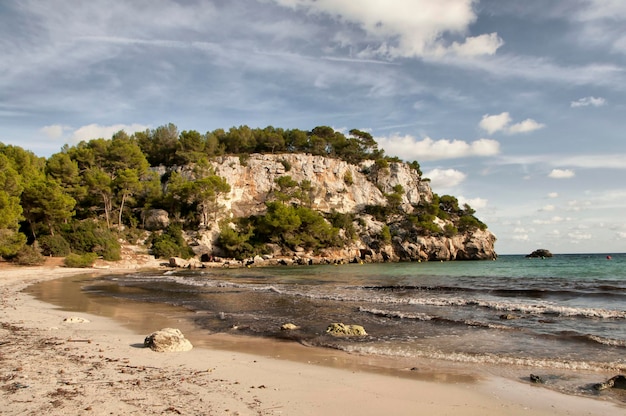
[1,0,625,254]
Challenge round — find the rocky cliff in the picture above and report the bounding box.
[166,153,496,262]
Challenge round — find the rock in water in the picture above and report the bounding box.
[144,328,193,352]
[326,323,368,336]
[593,375,626,391]
[281,323,300,331]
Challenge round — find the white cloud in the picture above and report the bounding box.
[618,231,626,239]
[532,216,570,225]
[40,124,70,140]
[424,168,467,189]
[512,234,529,241]
[69,123,150,143]
[540,205,555,212]
[568,231,592,241]
[377,135,499,161]
[479,112,545,135]
[479,112,511,135]
[507,118,546,134]
[448,33,504,57]
[458,196,488,209]
[548,192,559,198]
[548,169,575,179]
[570,96,606,108]
[271,0,503,59]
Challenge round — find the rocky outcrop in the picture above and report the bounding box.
[593,375,626,391]
[526,249,552,258]
[326,323,368,337]
[143,209,170,231]
[144,328,193,352]
[212,154,406,217]
[167,153,496,262]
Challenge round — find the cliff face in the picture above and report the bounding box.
[212,154,431,216]
[187,153,496,261]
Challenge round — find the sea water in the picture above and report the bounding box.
[58,253,626,398]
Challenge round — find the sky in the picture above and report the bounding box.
[1,0,625,255]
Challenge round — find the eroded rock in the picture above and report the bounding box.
[144,328,193,352]
[326,323,368,337]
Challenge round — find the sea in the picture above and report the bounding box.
[30,253,626,400]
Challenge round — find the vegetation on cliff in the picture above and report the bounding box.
[0,124,492,264]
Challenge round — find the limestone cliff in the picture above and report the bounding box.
[174,153,496,262]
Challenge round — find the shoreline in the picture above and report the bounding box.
[1,263,623,415]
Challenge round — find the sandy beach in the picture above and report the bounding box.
[1,262,623,415]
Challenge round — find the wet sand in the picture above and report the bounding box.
[1,262,623,415]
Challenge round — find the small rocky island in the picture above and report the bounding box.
[526,249,553,258]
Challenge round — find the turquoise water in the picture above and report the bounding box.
[84,253,626,378]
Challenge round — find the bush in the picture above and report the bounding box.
[13,245,45,266]
[38,234,71,257]
[148,224,194,259]
[61,221,121,261]
[64,252,98,268]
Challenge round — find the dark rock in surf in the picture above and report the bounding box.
[593,375,626,391]
[530,374,544,384]
[526,249,553,258]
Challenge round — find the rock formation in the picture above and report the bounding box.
[166,153,497,262]
[526,249,553,258]
[144,328,193,352]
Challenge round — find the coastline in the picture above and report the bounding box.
[1,262,622,415]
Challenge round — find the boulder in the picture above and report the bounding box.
[169,257,203,268]
[144,328,193,352]
[281,323,300,331]
[593,375,626,391]
[144,209,170,231]
[526,249,553,258]
[326,322,368,337]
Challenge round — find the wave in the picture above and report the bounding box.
[364,284,626,299]
[337,344,626,372]
[141,274,626,320]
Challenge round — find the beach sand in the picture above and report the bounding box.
[1,261,622,415]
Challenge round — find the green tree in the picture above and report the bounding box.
[21,178,76,238]
[114,168,142,229]
[190,174,231,225]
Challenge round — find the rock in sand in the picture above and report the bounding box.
[144,328,193,352]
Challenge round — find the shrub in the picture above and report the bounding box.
[38,234,71,257]
[64,252,98,268]
[61,221,121,261]
[14,245,45,266]
[148,224,194,259]
[280,159,292,172]
[343,171,354,186]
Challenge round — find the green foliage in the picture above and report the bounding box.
[64,252,98,268]
[343,170,354,186]
[408,160,422,176]
[216,221,256,260]
[38,234,71,256]
[374,158,389,170]
[14,244,45,266]
[237,202,340,252]
[61,221,121,261]
[327,211,356,240]
[0,229,27,258]
[280,159,291,172]
[148,224,194,259]
[380,225,392,244]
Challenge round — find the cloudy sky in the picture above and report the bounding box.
[1,0,625,254]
